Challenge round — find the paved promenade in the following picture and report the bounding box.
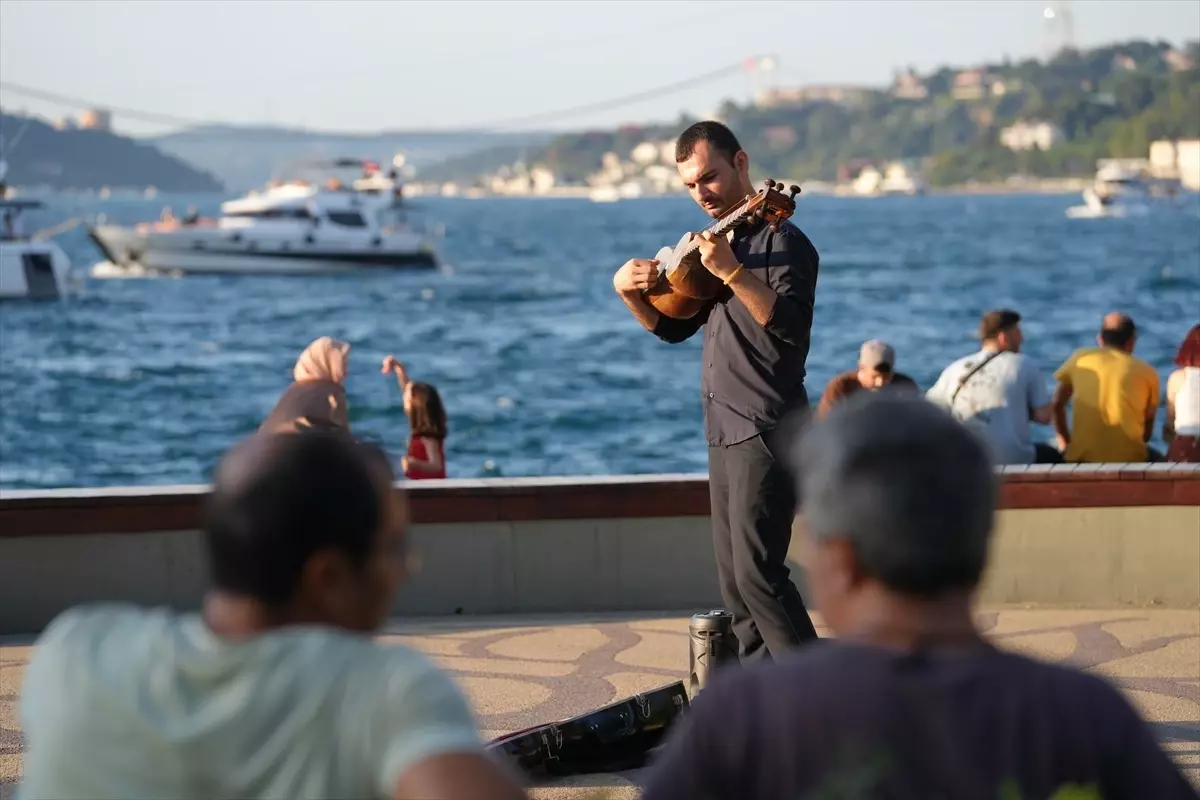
[3,608,1198,799]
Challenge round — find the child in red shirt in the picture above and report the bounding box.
[382,356,447,480]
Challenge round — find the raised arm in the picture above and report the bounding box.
[382,355,410,390]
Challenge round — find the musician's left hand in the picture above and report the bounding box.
[696,231,740,282]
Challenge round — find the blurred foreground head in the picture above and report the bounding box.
[204,430,408,632]
[791,393,996,633]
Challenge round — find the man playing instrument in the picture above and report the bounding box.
[612,121,821,662]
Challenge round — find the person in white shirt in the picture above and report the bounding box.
[926,309,1057,465]
[1164,323,1200,463]
[19,431,526,800]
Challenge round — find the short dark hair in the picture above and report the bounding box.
[675,121,742,165]
[791,393,996,597]
[979,309,1021,341]
[1100,314,1137,348]
[204,431,395,605]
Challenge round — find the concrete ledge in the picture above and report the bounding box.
[0,466,1197,633]
[2,465,1198,537]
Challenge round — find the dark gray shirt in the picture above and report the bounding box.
[652,219,819,447]
[642,640,1195,800]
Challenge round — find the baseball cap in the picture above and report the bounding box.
[859,339,895,369]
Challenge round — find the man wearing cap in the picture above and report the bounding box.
[926,309,1058,464]
[817,339,919,418]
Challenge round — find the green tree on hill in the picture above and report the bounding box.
[425,39,1199,188]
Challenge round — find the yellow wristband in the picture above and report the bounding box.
[723,264,744,285]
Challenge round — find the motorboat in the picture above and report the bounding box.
[88,158,440,276]
[1066,161,1179,219]
[0,168,74,300]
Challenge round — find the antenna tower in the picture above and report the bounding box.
[1043,1,1076,60]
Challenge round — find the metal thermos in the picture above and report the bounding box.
[688,610,737,696]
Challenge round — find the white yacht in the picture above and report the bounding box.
[89,159,440,276]
[1066,161,1179,219]
[0,189,74,301]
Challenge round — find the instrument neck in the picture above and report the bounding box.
[682,195,755,258]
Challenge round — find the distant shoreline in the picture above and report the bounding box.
[930,179,1090,196]
[403,180,1091,200]
[8,178,1093,200]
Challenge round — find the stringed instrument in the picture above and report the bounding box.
[644,179,801,320]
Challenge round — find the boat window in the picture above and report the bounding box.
[326,211,367,228]
[224,208,312,221]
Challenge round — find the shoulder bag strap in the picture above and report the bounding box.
[949,351,1005,410]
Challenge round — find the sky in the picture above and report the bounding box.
[1,0,1197,137]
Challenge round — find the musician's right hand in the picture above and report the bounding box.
[613,258,661,294]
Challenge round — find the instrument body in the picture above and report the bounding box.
[644,179,801,320]
[487,681,689,778]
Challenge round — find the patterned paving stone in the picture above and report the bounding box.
[2,609,1197,797]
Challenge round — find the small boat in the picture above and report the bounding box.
[1066,161,1178,219]
[0,193,74,301]
[88,158,440,277]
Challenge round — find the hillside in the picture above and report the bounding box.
[150,125,554,192]
[0,112,223,192]
[423,39,1200,187]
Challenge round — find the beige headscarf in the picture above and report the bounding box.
[294,336,350,384]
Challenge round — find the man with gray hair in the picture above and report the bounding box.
[642,394,1191,800]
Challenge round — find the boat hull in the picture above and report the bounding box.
[89,225,438,276]
[0,241,72,300]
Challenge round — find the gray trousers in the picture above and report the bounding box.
[708,429,819,663]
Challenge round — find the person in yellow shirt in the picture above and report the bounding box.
[1052,312,1161,463]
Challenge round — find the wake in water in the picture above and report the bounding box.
[89,260,182,279]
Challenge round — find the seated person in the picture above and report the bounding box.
[641,394,1192,800]
[1164,323,1200,463]
[261,337,352,434]
[1052,313,1160,462]
[817,339,918,418]
[926,309,1057,464]
[19,431,526,800]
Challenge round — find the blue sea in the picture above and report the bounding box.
[1,192,1198,490]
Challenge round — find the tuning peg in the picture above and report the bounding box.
[763,179,776,190]
[788,184,800,200]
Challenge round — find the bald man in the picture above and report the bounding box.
[1052,312,1161,462]
[20,432,527,800]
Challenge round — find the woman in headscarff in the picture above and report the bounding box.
[260,337,352,434]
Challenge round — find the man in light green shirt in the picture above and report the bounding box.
[19,431,526,800]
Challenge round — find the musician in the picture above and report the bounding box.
[612,121,820,662]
